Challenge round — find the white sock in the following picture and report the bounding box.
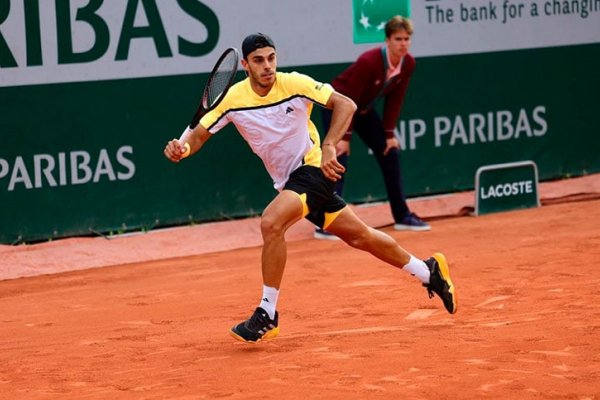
[402,255,431,284]
[259,285,279,320]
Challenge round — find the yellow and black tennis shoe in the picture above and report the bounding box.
[423,253,457,314]
[230,307,280,343]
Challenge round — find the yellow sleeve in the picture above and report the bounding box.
[199,96,231,132]
[283,72,334,106]
[198,81,246,132]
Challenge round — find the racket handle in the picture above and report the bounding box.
[189,108,205,129]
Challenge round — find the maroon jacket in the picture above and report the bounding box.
[332,47,416,139]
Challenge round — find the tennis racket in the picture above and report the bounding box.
[188,47,240,129]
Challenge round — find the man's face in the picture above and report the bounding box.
[242,47,277,89]
[386,29,411,59]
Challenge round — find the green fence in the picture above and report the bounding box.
[1,43,599,244]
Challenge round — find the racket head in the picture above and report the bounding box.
[189,47,240,129]
[202,47,240,111]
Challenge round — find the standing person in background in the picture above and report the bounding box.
[315,16,430,240]
[164,33,457,344]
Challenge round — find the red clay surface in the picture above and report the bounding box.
[1,175,600,399]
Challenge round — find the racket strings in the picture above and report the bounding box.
[204,53,238,109]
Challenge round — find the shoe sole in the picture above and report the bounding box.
[432,252,457,314]
[229,326,280,343]
[313,231,340,240]
[394,224,431,232]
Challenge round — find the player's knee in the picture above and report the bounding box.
[260,214,284,238]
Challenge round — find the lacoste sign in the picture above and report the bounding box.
[475,161,540,215]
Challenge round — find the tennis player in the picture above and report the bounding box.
[163,33,457,343]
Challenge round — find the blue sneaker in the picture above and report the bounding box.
[314,228,340,240]
[394,213,431,231]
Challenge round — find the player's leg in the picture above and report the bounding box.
[325,205,411,267]
[325,206,457,314]
[259,190,304,288]
[230,190,304,343]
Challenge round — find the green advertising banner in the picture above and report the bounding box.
[2,43,600,244]
[1,1,599,244]
[352,0,411,44]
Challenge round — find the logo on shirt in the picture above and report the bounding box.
[285,107,294,114]
[315,83,324,90]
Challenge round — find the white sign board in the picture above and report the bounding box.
[0,0,598,87]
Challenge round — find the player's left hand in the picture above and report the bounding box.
[383,137,400,156]
[321,144,346,181]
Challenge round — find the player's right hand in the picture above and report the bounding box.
[163,139,187,163]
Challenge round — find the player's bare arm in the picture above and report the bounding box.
[321,91,356,181]
[163,124,212,163]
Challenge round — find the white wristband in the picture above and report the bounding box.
[180,126,193,140]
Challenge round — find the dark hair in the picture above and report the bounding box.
[241,33,276,59]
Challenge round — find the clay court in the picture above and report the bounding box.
[1,176,600,399]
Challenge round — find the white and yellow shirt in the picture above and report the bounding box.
[200,72,334,190]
